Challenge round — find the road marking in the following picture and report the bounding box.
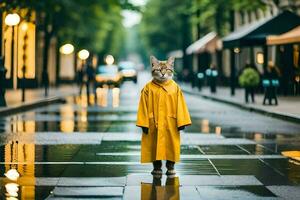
[95,153,285,159]
[0,155,285,166]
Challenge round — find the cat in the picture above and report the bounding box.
[150,56,175,83]
[136,55,191,176]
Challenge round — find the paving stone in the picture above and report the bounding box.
[57,177,126,186]
[102,133,141,141]
[267,185,300,200]
[36,177,60,186]
[126,174,262,186]
[180,186,201,199]
[180,175,263,186]
[0,177,59,186]
[182,138,256,145]
[182,133,225,139]
[96,152,284,159]
[123,185,200,199]
[53,186,124,197]
[46,197,121,200]
[196,186,279,200]
[1,132,103,145]
[123,186,140,199]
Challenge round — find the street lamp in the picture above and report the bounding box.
[5,14,20,26]
[5,13,20,90]
[78,49,90,60]
[105,55,114,65]
[77,49,90,99]
[60,44,74,55]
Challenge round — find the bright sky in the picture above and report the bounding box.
[122,0,147,28]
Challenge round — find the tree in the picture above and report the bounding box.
[1,0,135,87]
[140,0,192,59]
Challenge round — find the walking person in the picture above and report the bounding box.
[0,57,7,107]
[76,66,85,95]
[136,56,191,177]
[263,61,281,105]
[85,60,95,98]
[239,62,260,103]
[206,64,218,93]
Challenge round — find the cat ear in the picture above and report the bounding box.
[167,56,175,67]
[150,56,159,68]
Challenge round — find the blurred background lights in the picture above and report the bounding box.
[78,49,90,60]
[105,55,114,65]
[59,44,74,55]
[21,22,28,31]
[5,13,20,26]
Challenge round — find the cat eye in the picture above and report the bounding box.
[152,68,173,73]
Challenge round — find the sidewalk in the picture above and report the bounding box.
[5,85,77,107]
[0,85,78,116]
[181,84,300,123]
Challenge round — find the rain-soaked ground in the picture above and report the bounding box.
[0,74,300,199]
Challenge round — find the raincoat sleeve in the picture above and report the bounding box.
[177,87,192,128]
[136,87,149,128]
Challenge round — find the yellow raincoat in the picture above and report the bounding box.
[136,80,191,163]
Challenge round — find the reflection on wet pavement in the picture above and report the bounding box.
[140,176,180,200]
[1,81,300,199]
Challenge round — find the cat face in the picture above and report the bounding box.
[150,56,175,82]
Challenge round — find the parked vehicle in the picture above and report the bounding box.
[95,65,122,88]
[118,61,137,83]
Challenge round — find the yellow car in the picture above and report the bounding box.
[95,65,122,88]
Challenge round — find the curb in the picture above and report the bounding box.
[0,97,66,117]
[183,89,300,124]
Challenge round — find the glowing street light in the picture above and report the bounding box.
[5,13,20,26]
[59,44,74,55]
[5,13,20,90]
[78,49,90,60]
[105,55,114,65]
[21,22,28,31]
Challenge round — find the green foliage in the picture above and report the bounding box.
[190,0,266,37]
[139,0,266,59]
[239,68,260,87]
[1,0,134,56]
[120,24,148,65]
[140,0,192,58]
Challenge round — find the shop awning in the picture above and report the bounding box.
[186,32,222,55]
[267,26,300,45]
[167,50,183,58]
[223,10,300,48]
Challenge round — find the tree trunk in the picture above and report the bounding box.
[0,10,2,57]
[181,13,191,79]
[42,15,51,96]
[229,10,236,96]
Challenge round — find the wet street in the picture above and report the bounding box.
[1,73,300,199]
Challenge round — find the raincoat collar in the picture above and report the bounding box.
[151,79,173,92]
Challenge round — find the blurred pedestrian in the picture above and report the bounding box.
[0,57,7,107]
[206,64,218,93]
[263,61,281,105]
[85,60,95,98]
[239,62,260,103]
[76,66,85,95]
[42,71,49,97]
